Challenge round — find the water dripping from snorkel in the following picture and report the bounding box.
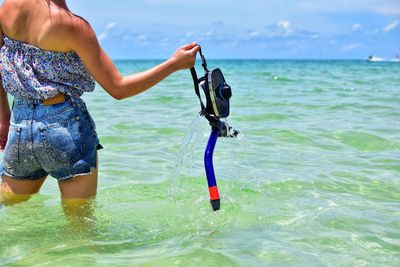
[168,115,262,203]
[168,113,204,199]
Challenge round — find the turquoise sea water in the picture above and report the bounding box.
[1,60,399,266]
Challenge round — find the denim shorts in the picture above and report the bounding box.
[0,96,102,181]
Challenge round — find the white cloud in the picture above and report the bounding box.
[277,20,291,30]
[383,20,399,32]
[249,20,295,39]
[122,33,150,46]
[249,20,321,41]
[249,31,260,37]
[97,33,107,41]
[98,22,117,41]
[276,20,293,36]
[352,23,361,30]
[105,22,117,30]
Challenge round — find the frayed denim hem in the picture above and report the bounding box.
[0,169,46,181]
[56,168,97,182]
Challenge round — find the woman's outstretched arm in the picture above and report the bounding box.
[67,19,199,100]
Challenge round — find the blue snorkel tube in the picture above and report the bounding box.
[205,127,220,210]
[190,46,238,211]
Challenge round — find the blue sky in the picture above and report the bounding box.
[65,0,399,59]
[6,0,400,59]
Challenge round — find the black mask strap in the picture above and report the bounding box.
[199,46,209,72]
[190,45,208,116]
[190,67,206,115]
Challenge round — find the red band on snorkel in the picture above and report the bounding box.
[208,186,220,200]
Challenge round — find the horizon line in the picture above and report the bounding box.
[111,58,398,62]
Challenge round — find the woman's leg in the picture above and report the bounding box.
[0,176,47,205]
[58,166,98,200]
[58,153,99,222]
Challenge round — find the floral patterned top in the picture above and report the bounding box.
[0,35,95,100]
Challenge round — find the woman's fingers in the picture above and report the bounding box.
[180,41,198,51]
[170,42,200,70]
[189,44,200,55]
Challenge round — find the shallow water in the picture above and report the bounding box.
[1,60,400,266]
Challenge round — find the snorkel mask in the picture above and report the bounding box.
[190,46,238,211]
[200,67,231,118]
[190,47,238,138]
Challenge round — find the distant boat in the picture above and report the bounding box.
[367,55,384,62]
[367,55,400,62]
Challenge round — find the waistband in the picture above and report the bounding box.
[13,94,81,106]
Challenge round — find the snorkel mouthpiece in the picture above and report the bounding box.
[206,115,239,138]
[190,45,238,211]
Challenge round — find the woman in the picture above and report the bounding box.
[0,0,200,205]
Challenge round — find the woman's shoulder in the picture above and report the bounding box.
[0,0,95,52]
[23,13,93,53]
[55,13,96,51]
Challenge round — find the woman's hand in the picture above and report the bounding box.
[0,119,9,151]
[169,42,200,71]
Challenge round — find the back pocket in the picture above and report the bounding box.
[39,116,86,166]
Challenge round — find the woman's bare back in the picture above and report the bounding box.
[0,0,83,52]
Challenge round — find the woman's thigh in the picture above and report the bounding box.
[1,175,47,204]
[58,153,99,200]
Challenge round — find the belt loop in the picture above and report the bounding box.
[67,95,74,103]
[67,95,78,107]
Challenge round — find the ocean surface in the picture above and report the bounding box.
[0,60,399,266]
